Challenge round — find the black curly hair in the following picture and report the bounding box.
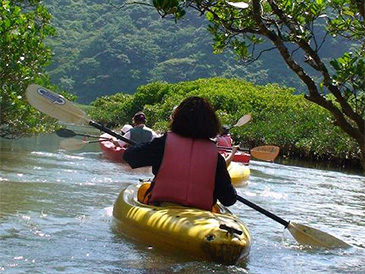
[169,96,221,139]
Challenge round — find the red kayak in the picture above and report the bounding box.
[99,133,126,162]
[220,150,251,164]
[232,152,251,164]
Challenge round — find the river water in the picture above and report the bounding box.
[0,134,364,274]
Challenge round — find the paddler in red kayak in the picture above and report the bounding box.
[216,125,239,166]
[216,125,233,147]
[115,111,158,147]
[123,96,237,211]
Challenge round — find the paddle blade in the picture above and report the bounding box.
[56,128,77,138]
[26,84,90,125]
[250,145,279,161]
[288,222,350,248]
[233,114,252,128]
[227,1,249,9]
[59,139,85,151]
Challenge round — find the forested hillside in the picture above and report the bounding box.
[44,0,308,103]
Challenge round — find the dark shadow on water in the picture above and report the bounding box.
[276,156,364,176]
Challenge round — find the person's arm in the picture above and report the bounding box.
[151,130,159,139]
[115,131,130,147]
[144,126,159,139]
[214,154,237,206]
[224,145,239,167]
[123,134,166,170]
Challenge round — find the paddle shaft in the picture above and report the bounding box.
[76,132,102,138]
[89,121,136,145]
[59,138,115,151]
[85,139,110,144]
[56,128,104,139]
[237,195,289,228]
[218,146,249,152]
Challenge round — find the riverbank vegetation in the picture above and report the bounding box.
[0,0,56,138]
[88,78,360,170]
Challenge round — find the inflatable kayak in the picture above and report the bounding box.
[99,133,126,162]
[220,150,251,164]
[233,152,251,164]
[228,162,250,187]
[113,183,251,265]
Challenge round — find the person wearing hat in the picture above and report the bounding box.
[116,111,157,147]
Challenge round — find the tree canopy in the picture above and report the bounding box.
[0,0,59,138]
[150,0,365,168]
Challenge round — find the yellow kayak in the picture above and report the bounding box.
[228,162,250,186]
[112,183,251,265]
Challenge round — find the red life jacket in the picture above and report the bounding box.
[216,135,232,152]
[150,132,218,210]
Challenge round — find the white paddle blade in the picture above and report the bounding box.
[233,114,252,127]
[59,139,85,151]
[26,84,90,125]
[227,1,249,9]
[288,222,350,248]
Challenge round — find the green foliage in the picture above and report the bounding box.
[88,93,133,126]
[89,77,359,161]
[152,0,186,19]
[0,0,58,138]
[44,0,305,103]
[149,0,365,167]
[330,51,365,116]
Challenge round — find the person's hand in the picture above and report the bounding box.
[224,145,239,167]
[231,145,239,154]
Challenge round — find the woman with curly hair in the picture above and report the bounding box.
[123,96,237,210]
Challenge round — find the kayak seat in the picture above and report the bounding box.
[137,182,151,204]
[137,182,219,213]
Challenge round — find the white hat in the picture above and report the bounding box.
[121,124,133,134]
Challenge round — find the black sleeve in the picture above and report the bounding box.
[213,154,237,206]
[123,135,166,174]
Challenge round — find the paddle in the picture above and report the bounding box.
[227,1,249,9]
[25,84,136,145]
[218,145,280,162]
[59,138,109,151]
[26,84,350,249]
[230,114,252,129]
[56,128,102,139]
[237,195,350,248]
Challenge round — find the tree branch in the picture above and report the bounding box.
[266,0,363,132]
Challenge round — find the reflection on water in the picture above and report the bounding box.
[277,156,363,176]
[0,134,364,273]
